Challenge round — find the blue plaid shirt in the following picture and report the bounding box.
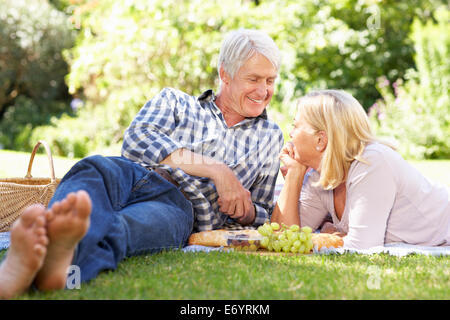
[122,88,284,231]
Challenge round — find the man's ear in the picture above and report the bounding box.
[219,65,231,86]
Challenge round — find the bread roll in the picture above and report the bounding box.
[311,233,344,250]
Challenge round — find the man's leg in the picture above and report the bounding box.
[0,204,48,299]
[36,155,193,285]
[71,160,194,282]
[117,170,193,258]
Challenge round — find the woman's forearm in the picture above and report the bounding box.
[271,167,306,226]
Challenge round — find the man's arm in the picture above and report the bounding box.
[161,149,255,223]
[121,88,184,166]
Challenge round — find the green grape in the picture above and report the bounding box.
[286,230,295,241]
[299,245,306,254]
[306,240,314,251]
[282,245,290,253]
[301,226,312,234]
[290,224,300,232]
[287,239,295,249]
[273,241,282,252]
[299,232,307,242]
[260,236,269,248]
[293,240,301,249]
[257,225,268,237]
[270,222,280,231]
[290,246,298,253]
[279,239,289,248]
[265,225,273,235]
[278,233,287,241]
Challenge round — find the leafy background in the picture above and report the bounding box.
[0,0,448,159]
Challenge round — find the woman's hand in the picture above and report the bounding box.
[279,142,307,177]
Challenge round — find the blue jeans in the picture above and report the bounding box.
[49,155,193,283]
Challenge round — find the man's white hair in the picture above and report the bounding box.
[217,29,281,88]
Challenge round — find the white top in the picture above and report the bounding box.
[298,143,450,249]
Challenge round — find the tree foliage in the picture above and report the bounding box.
[0,0,75,150]
[20,0,450,158]
[369,8,449,159]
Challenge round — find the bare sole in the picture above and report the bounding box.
[34,190,91,291]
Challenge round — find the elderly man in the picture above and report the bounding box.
[0,29,284,296]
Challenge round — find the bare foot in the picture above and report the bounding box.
[34,190,91,291]
[0,204,48,299]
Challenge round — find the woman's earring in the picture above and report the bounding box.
[316,146,321,151]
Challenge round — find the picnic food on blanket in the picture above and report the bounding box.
[257,222,314,254]
[188,229,257,247]
[225,233,263,251]
[188,224,343,253]
[311,232,344,250]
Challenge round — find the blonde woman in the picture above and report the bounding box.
[272,90,450,249]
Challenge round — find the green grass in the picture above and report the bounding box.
[0,149,81,179]
[10,251,450,300]
[0,150,449,300]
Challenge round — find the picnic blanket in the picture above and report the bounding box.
[181,243,450,257]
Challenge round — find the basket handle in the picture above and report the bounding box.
[25,140,57,183]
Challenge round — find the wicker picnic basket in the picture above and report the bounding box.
[0,141,61,232]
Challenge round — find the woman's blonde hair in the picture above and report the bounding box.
[297,89,392,190]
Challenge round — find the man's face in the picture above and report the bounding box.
[221,53,278,118]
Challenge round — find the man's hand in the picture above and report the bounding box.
[214,166,255,225]
[161,149,255,225]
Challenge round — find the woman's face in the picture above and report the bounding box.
[289,110,324,170]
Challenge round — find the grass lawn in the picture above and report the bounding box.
[10,251,450,300]
[0,150,449,300]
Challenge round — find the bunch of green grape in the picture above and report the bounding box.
[257,222,313,254]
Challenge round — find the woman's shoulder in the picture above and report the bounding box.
[348,142,404,183]
[363,141,396,155]
[359,142,403,165]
